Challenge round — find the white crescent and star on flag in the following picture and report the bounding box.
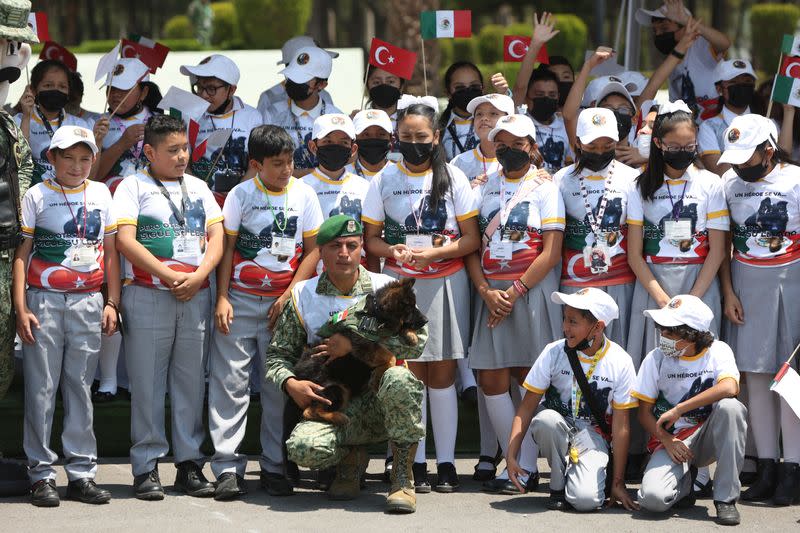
[44,46,63,62]
[121,44,142,60]
[507,38,529,59]
[785,61,800,79]
[373,46,396,66]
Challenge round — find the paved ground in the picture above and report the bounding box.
[2,458,798,532]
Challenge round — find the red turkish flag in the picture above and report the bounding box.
[368,38,418,80]
[780,56,800,79]
[39,41,77,72]
[120,39,170,74]
[503,36,549,64]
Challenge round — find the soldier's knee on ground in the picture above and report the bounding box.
[376,366,423,407]
[286,421,342,470]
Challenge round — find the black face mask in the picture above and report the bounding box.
[369,84,401,109]
[451,87,483,112]
[285,79,312,102]
[496,146,531,173]
[662,149,696,171]
[733,155,769,182]
[112,101,143,119]
[653,31,677,55]
[0,66,20,84]
[614,111,633,141]
[209,96,231,115]
[357,138,391,166]
[573,324,597,351]
[726,84,755,109]
[579,148,616,172]
[37,90,69,112]
[315,144,352,172]
[398,141,434,166]
[557,81,573,106]
[531,97,558,123]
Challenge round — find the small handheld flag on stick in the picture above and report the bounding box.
[420,10,472,39]
[95,42,121,83]
[27,12,49,42]
[767,34,800,117]
[503,36,549,64]
[770,342,800,419]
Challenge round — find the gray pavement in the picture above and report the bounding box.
[2,458,798,532]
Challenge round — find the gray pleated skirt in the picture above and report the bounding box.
[387,268,470,361]
[626,263,721,368]
[469,269,562,370]
[558,281,635,351]
[722,259,800,373]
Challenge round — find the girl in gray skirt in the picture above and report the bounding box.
[363,98,480,493]
[718,113,800,505]
[467,114,565,494]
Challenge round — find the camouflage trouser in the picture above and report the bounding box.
[287,366,424,469]
[0,256,15,400]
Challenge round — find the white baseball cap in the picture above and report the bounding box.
[635,3,692,26]
[577,107,619,144]
[718,114,777,165]
[643,294,714,332]
[104,58,149,90]
[713,59,756,84]
[593,75,636,110]
[353,109,393,135]
[49,125,98,155]
[488,114,537,142]
[312,113,356,140]
[466,93,516,117]
[551,288,619,325]
[582,77,605,107]
[180,54,240,86]
[277,36,338,66]
[280,46,333,84]
[618,70,648,97]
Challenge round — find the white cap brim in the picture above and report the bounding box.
[718,146,756,165]
[642,307,685,327]
[180,64,238,86]
[595,82,635,110]
[635,8,663,25]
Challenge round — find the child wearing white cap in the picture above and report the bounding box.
[180,54,263,205]
[468,114,565,495]
[635,0,730,121]
[350,108,394,179]
[95,57,153,194]
[633,295,745,526]
[256,37,336,120]
[717,113,800,505]
[14,126,117,507]
[450,93,514,187]
[698,59,757,176]
[508,287,637,512]
[552,107,641,350]
[263,46,342,174]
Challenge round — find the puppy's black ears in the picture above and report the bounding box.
[400,277,416,289]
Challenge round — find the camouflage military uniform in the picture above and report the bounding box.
[265,266,427,469]
[0,110,32,400]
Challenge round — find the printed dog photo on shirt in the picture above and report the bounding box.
[328,194,362,220]
[744,197,790,253]
[585,195,623,247]
[540,136,566,172]
[293,131,316,169]
[257,211,299,263]
[543,378,612,425]
[404,193,450,247]
[486,201,531,243]
[63,207,103,243]
[194,136,248,194]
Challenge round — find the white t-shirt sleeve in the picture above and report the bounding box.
[112,176,140,226]
[361,174,386,225]
[713,342,740,385]
[626,184,644,226]
[705,175,730,231]
[632,350,660,404]
[450,166,479,220]
[221,188,243,235]
[523,344,554,394]
[101,187,117,235]
[539,181,566,231]
[303,186,324,237]
[20,188,39,238]
[612,354,638,409]
[202,184,223,227]
[698,121,721,156]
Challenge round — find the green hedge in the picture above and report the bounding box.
[233,0,312,49]
[477,24,506,64]
[164,15,194,40]
[750,4,800,71]
[210,2,240,47]
[68,39,207,54]
[549,13,588,70]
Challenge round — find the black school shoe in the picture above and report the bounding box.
[134,469,164,500]
[412,462,431,494]
[91,390,116,403]
[546,490,571,511]
[260,470,294,496]
[773,462,800,506]
[214,472,248,501]
[714,500,741,526]
[65,478,111,504]
[174,461,214,497]
[30,479,60,507]
[472,455,497,482]
[434,462,459,493]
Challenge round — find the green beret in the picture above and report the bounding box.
[316,214,363,245]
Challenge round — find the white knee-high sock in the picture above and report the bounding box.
[780,397,800,463]
[517,385,539,473]
[97,332,122,394]
[428,384,458,464]
[484,391,515,456]
[477,388,499,460]
[746,372,780,460]
[415,386,427,463]
[738,377,757,472]
[457,358,477,391]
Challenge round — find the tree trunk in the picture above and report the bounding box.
[387,0,440,95]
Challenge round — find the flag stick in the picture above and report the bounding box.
[109,74,147,118]
[203,142,227,183]
[420,35,428,96]
[766,52,784,119]
[360,57,370,110]
[25,65,29,84]
[773,341,800,384]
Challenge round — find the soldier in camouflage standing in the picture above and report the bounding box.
[265,214,427,513]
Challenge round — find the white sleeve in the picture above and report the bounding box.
[20,188,38,238]
[112,176,140,226]
[698,121,721,156]
[612,353,638,409]
[713,342,740,384]
[303,186,324,238]
[632,350,660,404]
[626,184,644,226]
[101,187,117,235]
[221,188,243,235]
[361,173,385,225]
[705,175,730,231]
[523,344,555,394]
[202,184,223,227]
[450,166,479,220]
[539,181,566,231]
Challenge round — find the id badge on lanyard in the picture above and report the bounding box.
[271,235,295,256]
[71,240,97,267]
[664,219,693,241]
[405,233,433,249]
[173,232,201,259]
